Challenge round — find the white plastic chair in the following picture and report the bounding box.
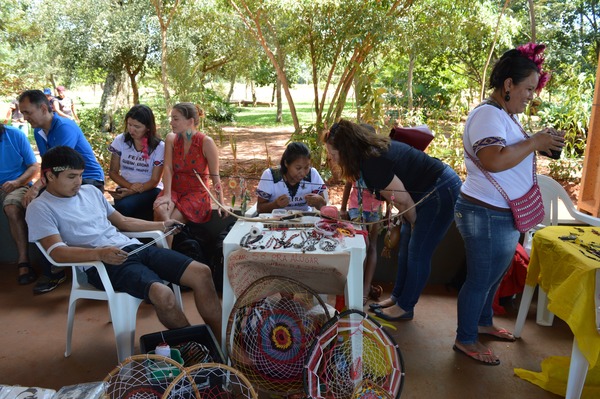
[514,175,600,399]
[35,230,183,362]
[517,175,600,331]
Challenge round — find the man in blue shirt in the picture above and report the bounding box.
[19,89,105,293]
[0,124,39,285]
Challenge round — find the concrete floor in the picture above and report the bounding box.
[0,262,572,398]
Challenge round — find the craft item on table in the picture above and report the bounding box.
[315,219,355,237]
[319,238,338,252]
[304,309,405,399]
[250,222,264,237]
[320,205,340,220]
[240,232,264,249]
[103,354,185,399]
[163,363,258,399]
[227,276,332,395]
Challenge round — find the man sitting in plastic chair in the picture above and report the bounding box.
[26,146,222,341]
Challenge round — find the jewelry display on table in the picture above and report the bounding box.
[318,238,338,252]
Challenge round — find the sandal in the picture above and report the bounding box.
[478,327,516,342]
[453,344,500,366]
[17,263,37,285]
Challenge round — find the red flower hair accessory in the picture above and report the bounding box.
[517,42,550,92]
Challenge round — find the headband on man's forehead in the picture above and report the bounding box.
[42,166,74,175]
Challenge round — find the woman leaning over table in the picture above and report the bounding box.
[153,103,224,245]
[453,43,564,366]
[108,104,164,221]
[324,120,462,321]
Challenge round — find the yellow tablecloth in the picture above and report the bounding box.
[515,225,600,397]
[524,226,600,368]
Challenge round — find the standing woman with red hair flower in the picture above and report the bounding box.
[108,104,164,221]
[453,43,564,365]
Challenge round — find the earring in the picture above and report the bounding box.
[504,91,511,102]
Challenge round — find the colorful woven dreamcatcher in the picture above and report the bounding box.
[226,276,333,395]
[103,354,185,399]
[162,362,258,399]
[304,309,405,399]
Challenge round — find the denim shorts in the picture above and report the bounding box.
[85,245,193,300]
[348,208,381,223]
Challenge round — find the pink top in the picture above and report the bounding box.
[348,184,382,212]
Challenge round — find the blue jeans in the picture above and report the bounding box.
[454,196,520,344]
[113,188,161,221]
[390,165,462,312]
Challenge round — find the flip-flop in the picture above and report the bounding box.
[452,345,500,366]
[479,328,516,342]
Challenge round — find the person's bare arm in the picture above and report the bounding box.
[1,162,39,193]
[40,234,128,265]
[378,175,416,226]
[202,135,225,216]
[477,129,564,172]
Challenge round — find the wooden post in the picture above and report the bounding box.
[579,57,600,217]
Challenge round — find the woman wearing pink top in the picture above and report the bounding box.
[341,181,384,306]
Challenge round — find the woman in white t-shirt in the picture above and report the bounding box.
[256,142,328,214]
[108,105,164,220]
[453,43,564,366]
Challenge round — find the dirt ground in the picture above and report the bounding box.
[217,126,347,207]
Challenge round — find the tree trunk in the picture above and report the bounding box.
[227,72,236,101]
[127,70,140,105]
[99,71,118,133]
[480,0,511,101]
[276,78,282,123]
[251,81,257,106]
[528,0,536,43]
[407,51,415,110]
[160,28,171,111]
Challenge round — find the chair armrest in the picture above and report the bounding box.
[569,210,600,227]
[34,241,118,295]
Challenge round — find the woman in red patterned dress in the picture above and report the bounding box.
[153,103,224,245]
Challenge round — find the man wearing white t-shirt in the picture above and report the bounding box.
[26,146,222,339]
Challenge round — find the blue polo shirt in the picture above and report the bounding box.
[0,125,37,185]
[34,113,104,182]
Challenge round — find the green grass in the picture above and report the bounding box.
[231,101,317,128]
[230,101,356,128]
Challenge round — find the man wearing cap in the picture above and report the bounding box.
[53,85,79,123]
[18,89,104,294]
[43,88,55,113]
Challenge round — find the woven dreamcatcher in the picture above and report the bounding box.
[103,354,185,399]
[162,362,258,399]
[226,276,333,395]
[304,309,405,399]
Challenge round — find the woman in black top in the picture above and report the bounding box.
[324,119,461,321]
